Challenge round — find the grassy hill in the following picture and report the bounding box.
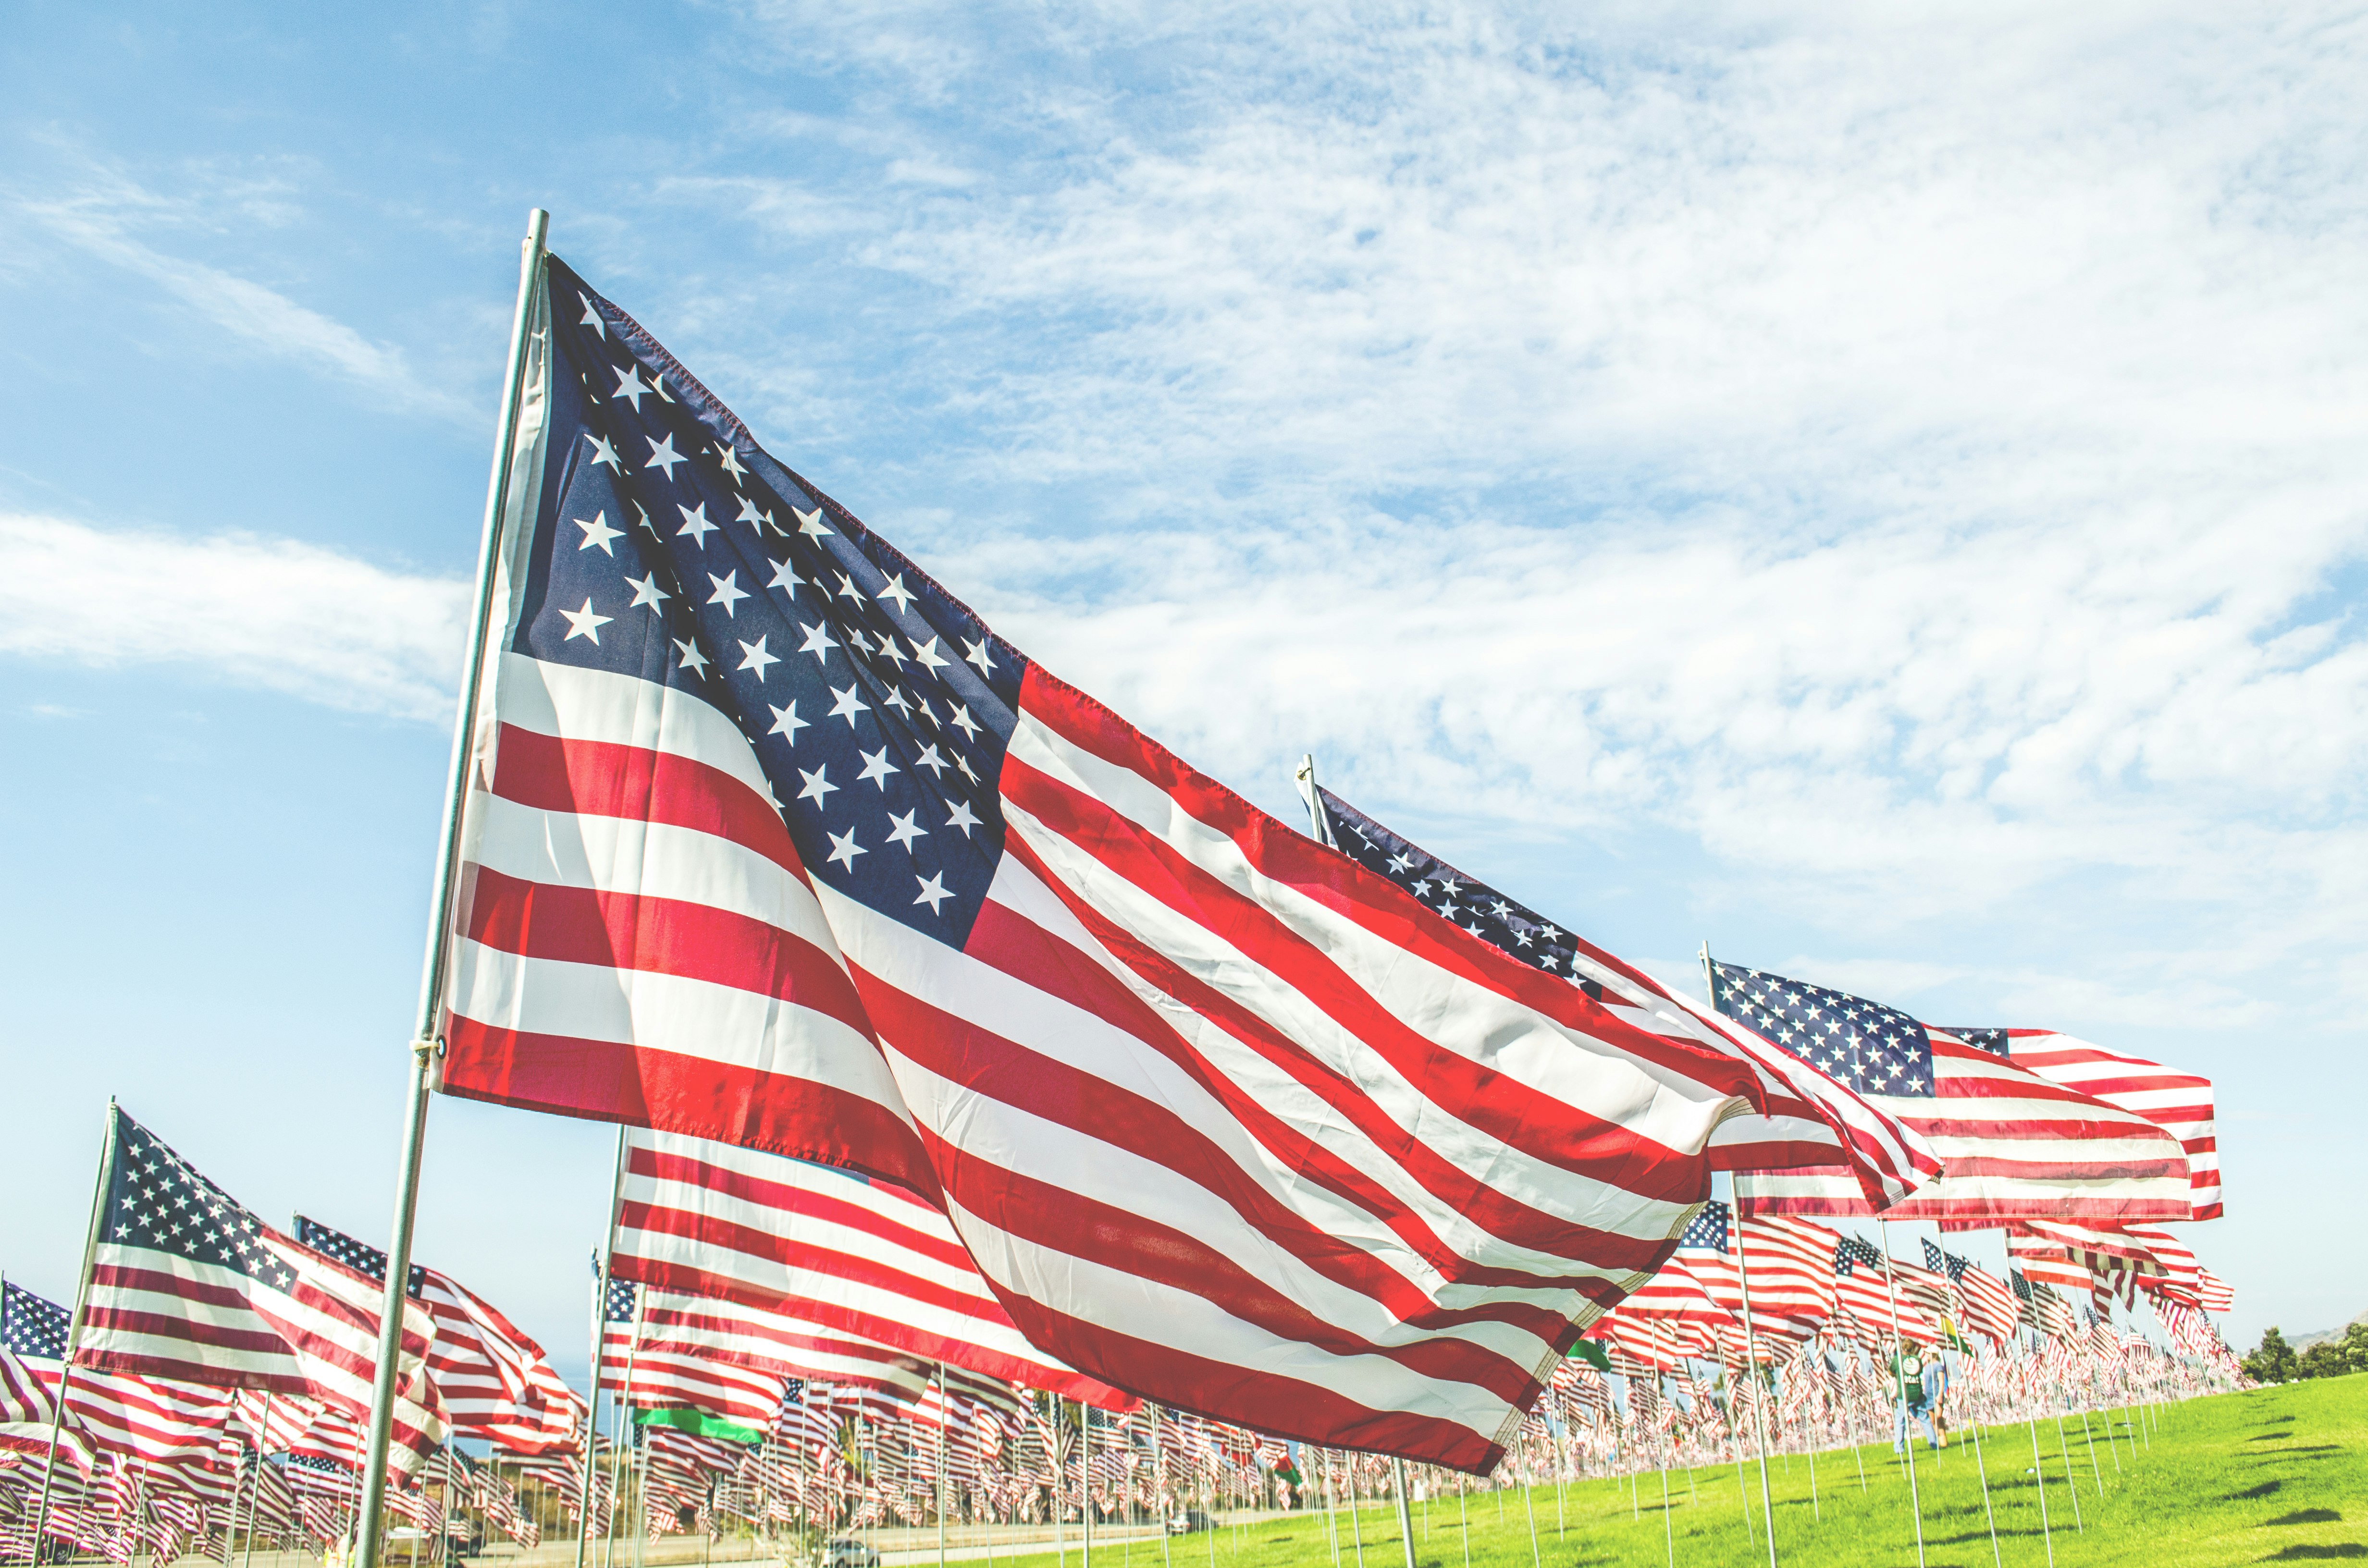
[991,1377,2363,1568]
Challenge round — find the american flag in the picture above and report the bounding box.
[1704,1215,1836,1335]
[2123,1226,2202,1307]
[1,1282,81,1462]
[2196,1268,2234,1314]
[1945,1029,2219,1220]
[1711,963,2191,1219]
[1830,1233,1940,1346]
[295,1216,580,1456]
[73,1108,446,1473]
[2001,1228,2095,1293]
[1313,793,1939,1209]
[612,1130,1122,1405]
[427,252,1772,1470]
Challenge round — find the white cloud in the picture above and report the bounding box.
[12,160,473,422]
[0,514,468,722]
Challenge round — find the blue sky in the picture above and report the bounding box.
[5,2,2364,1382]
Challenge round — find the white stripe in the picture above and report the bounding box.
[1011,710,1751,1140]
[447,940,904,1115]
[998,796,1710,1247]
[494,652,773,804]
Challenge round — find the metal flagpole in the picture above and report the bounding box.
[582,1126,632,1568]
[937,1368,949,1568]
[1291,756,1340,848]
[29,1100,121,1566]
[1872,1223,1927,1568]
[1079,1401,1091,1568]
[1388,1461,1417,1568]
[354,205,550,1568]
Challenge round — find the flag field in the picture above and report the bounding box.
[960,1377,2362,1568]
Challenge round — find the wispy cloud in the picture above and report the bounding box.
[0,513,468,722]
[12,159,473,422]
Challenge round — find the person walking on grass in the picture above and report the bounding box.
[1924,1348,1951,1448]
[1890,1343,1940,1453]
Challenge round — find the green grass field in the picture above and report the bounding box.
[1003,1378,2364,1568]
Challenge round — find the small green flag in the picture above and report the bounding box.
[1566,1338,1611,1373]
[632,1407,764,1445]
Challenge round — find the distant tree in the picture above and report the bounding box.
[2297,1340,2349,1379]
[2343,1322,2368,1376]
[2243,1325,2299,1383]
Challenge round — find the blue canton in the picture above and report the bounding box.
[1709,961,1936,1096]
[1316,789,1601,995]
[519,256,1029,946]
[1677,1200,1729,1254]
[1834,1234,1886,1276]
[104,1112,296,1293]
[1942,1027,2010,1057]
[1,1280,69,1361]
[294,1215,426,1298]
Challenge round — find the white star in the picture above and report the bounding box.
[885,809,929,851]
[882,687,915,720]
[945,799,982,837]
[797,622,839,663]
[768,703,807,744]
[677,503,717,547]
[766,556,802,595]
[913,872,955,914]
[834,572,865,604]
[673,637,710,677]
[575,510,624,555]
[954,753,977,783]
[559,598,612,644]
[829,684,871,727]
[794,505,831,539]
[579,294,605,337]
[736,496,771,531]
[1387,854,1413,873]
[877,574,918,613]
[634,502,657,536]
[826,828,866,870]
[714,442,747,482]
[962,637,996,677]
[913,744,950,777]
[858,747,900,790]
[912,636,952,673]
[707,571,750,616]
[797,766,837,805]
[646,433,686,477]
[875,635,910,671]
[1438,875,1462,896]
[1514,929,1534,947]
[626,571,671,612]
[738,637,779,680]
[949,705,983,741]
[1490,900,1512,918]
[1540,924,1563,943]
[584,432,622,470]
[613,367,653,408]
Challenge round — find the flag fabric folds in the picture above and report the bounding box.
[427,252,1768,1470]
[1944,1029,2220,1220]
[1711,962,2190,1220]
[1316,790,1937,1211]
[70,1108,446,1473]
[294,1216,580,1457]
[611,1130,1124,1405]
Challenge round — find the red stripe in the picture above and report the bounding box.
[1016,672,1765,1109]
[993,1290,1506,1474]
[860,958,1613,1337]
[971,857,1674,1281]
[436,1010,939,1199]
[70,1348,311,1399]
[626,1145,965,1272]
[617,1199,1001,1327]
[1001,746,1724,1198]
[490,723,807,879]
[905,1110,1553,1414]
[462,866,874,1042]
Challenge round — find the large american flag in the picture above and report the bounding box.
[1710,963,2191,1220]
[1316,790,1937,1209]
[1,1282,82,1463]
[295,1217,580,1456]
[428,252,1770,1470]
[1945,1030,2220,1221]
[612,1130,1124,1405]
[73,1109,446,1472]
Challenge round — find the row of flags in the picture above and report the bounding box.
[391,245,2231,1477]
[6,231,2240,1568]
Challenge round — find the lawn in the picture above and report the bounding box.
[994,1377,2364,1568]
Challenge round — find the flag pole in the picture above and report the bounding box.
[1388,1461,1417,1568]
[28,1099,120,1566]
[1703,943,1780,1568]
[355,206,550,1568]
[1290,756,1339,848]
[1872,1222,1927,1568]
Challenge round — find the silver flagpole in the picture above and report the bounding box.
[1872,1222,1927,1568]
[28,1100,120,1566]
[1388,1460,1417,1568]
[582,1127,632,1568]
[1290,756,1340,848]
[354,205,550,1568]
[1703,944,1780,1568]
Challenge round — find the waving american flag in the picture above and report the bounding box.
[427,252,1770,1471]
